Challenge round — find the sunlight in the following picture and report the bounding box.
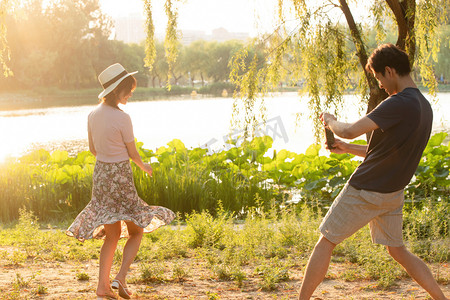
[0,119,34,163]
[0,138,29,164]
[0,148,11,163]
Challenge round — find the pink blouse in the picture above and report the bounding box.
[88,103,134,163]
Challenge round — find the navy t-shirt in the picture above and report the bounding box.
[348,88,433,193]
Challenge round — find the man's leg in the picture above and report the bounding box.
[298,235,337,300]
[387,246,447,300]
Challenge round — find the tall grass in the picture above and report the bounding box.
[0,149,94,222]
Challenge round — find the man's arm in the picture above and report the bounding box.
[322,113,379,139]
[330,139,368,157]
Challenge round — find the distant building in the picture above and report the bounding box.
[180,28,249,44]
[180,30,208,45]
[113,14,146,44]
[211,27,249,43]
[112,15,249,45]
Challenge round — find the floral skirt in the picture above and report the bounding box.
[66,160,176,241]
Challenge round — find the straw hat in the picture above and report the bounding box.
[98,63,138,99]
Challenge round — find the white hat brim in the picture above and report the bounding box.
[98,71,138,99]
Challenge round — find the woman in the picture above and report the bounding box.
[67,63,176,300]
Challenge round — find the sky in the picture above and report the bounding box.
[98,0,281,36]
[97,0,371,38]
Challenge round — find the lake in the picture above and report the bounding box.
[1,92,449,162]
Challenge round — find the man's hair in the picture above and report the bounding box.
[365,43,411,76]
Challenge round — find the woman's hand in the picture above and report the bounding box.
[126,141,154,175]
[143,163,153,176]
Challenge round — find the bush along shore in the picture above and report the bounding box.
[0,132,448,223]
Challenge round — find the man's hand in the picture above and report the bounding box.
[320,112,337,126]
[326,138,368,157]
[326,138,348,154]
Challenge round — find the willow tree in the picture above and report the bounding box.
[227,0,448,137]
[0,0,12,77]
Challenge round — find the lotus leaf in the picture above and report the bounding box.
[168,139,187,152]
[50,150,69,163]
[305,144,320,156]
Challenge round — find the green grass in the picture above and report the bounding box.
[0,199,447,295]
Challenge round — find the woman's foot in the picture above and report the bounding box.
[111,278,132,299]
[96,288,117,300]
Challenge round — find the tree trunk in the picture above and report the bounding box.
[385,0,416,66]
[339,0,388,116]
[156,75,162,87]
[171,71,182,85]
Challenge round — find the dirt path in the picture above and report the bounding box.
[0,255,448,299]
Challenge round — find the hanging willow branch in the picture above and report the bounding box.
[143,0,156,71]
[0,0,12,77]
[164,0,179,90]
[229,47,264,136]
[230,0,448,140]
[143,0,179,89]
[414,0,446,97]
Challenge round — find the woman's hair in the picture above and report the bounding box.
[102,75,137,108]
[365,43,411,76]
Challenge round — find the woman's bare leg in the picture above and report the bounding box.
[114,221,144,291]
[97,222,121,296]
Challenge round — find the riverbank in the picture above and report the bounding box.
[0,83,237,111]
[2,83,450,111]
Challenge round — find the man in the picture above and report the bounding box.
[298,44,448,300]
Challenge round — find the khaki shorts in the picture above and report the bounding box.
[319,183,404,247]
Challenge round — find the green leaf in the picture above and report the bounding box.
[50,150,69,163]
[331,187,342,198]
[226,148,239,161]
[416,165,430,174]
[329,176,345,187]
[189,148,207,160]
[330,153,352,160]
[305,144,320,156]
[156,146,170,155]
[168,139,186,152]
[434,168,449,178]
[304,178,327,190]
[427,132,447,147]
[276,149,290,162]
